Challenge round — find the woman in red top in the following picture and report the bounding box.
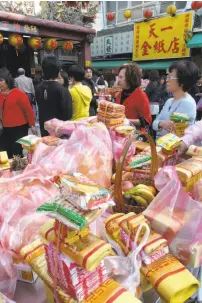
[116,63,152,129]
[0,70,36,157]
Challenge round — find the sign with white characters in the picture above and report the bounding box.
[91,31,133,57]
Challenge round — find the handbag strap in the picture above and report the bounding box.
[0,96,7,120]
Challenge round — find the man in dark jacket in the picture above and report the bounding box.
[36,56,72,137]
[82,67,97,115]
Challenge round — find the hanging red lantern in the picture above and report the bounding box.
[191,1,202,10]
[107,12,115,21]
[166,4,177,16]
[8,34,23,49]
[28,37,41,50]
[44,38,58,51]
[143,9,153,19]
[63,41,73,52]
[0,33,3,45]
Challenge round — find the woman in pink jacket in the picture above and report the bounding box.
[178,120,202,154]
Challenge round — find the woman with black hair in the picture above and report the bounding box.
[36,56,72,136]
[145,70,162,124]
[68,64,92,120]
[82,67,97,115]
[160,75,169,110]
[0,69,36,157]
[153,61,198,138]
[58,70,69,88]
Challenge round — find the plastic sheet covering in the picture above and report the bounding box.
[0,248,17,299]
[0,165,59,298]
[144,166,202,268]
[32,123,113,188]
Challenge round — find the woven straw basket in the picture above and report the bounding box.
[113,132,158,213]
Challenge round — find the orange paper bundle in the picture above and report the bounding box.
[97,100,125,127]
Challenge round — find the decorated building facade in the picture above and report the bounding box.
[91,1,202,74]
[0,1,98,76]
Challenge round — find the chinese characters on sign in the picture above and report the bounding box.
[91,32,133,57]
[133,12,193,61]
[104,36,113,54]
[0,20,39,35]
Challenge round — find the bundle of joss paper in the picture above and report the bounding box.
[105,212,200,303]
[21,238,142,303]
[20,172,142,302]
[0,151,10,174]
[97,100,125,127]
[16,134,60,163]
[170,112,189,137]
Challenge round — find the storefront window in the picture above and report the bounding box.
[160,1,174,14]
[106,1,188,27]
[106,2,116,13]
[175,1,187,9]
[131,1,143,6]
[118,1,128,9]
[117,10,127,23]
[131,7,143,20]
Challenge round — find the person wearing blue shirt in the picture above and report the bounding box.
[153,61,199,139]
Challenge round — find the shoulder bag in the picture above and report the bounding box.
[0,96,7,137]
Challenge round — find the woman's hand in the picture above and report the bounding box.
[159,120,175,132]
[176,141,188,156]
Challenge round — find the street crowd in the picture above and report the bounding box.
[0,56,202,158]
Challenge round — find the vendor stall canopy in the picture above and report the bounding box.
[92,59,181,70]
[187,33,202,48]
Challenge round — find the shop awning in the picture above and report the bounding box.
[137,60,178,70]
[91,60,129,69]
[186,33,202,48]
[92,59,179,70]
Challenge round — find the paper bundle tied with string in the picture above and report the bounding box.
[37,195,106,230]
[40,220,113,272]
[104,212,169,265]
[59,173,112,210]
[45,243,108,302]
[97,100,125,127]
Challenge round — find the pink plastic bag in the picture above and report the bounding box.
[0,292,16,303]
[44,118,93,137]
[0,248,17,299]
[32,124,113,187]
[144,166,202,267]
[109,130,135,164]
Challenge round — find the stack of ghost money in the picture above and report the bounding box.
[97,100,125,127]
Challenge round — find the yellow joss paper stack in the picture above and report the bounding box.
[105,212,200,303]
[21,232,142,302]
[36,190,112,301]
[0,151,10,172]
[24,174,141,302]
[175,157,202,191]
[170,112,189,137]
